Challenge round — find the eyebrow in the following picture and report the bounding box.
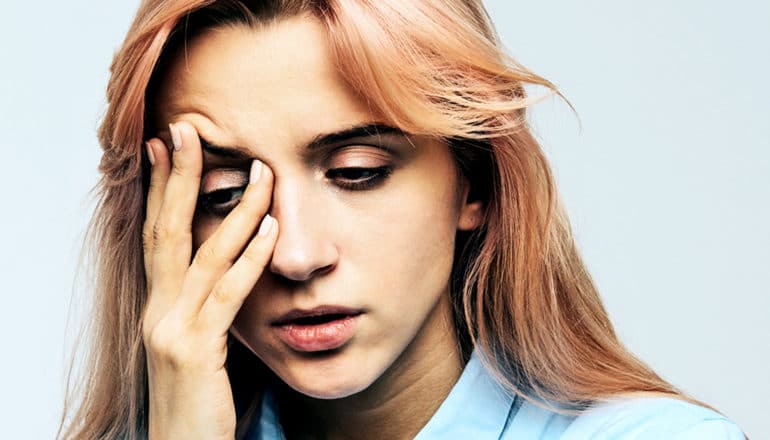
[200,123,407,159]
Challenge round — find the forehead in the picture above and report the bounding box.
[154,15,378,152]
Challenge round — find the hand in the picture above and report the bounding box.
[141,121,277,439]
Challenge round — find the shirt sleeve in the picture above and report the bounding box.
[669,418,745,439]
[561,396,745,439]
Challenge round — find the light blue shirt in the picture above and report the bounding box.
[248,351,744,439]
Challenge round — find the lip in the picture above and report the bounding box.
[271,306,364,353]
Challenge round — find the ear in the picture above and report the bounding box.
[457,179,484,231]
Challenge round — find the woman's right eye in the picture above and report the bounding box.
[198,186,246,217]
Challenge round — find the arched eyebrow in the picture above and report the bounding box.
[200,123,407,159]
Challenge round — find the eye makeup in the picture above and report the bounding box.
[325,166,392,191]
[198,168,249,217]
[196,126,410,217]
[200,168,249,194]
[324,146,394,191]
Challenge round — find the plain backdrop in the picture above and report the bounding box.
[1,0,767,438]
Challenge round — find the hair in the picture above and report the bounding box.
[60,0,703,438]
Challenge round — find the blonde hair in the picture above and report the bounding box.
[61,0,699,438]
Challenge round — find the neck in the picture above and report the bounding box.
[279,294,464,440]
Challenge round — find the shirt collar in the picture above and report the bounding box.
[254,389,286,440]
[414,349,516,439]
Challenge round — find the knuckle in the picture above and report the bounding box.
[193,243,225,267]
[170,159,187,177]
[152,222,173,245]
[170,156,200,180]
[210,283,233,305]
[142,227,155,250]
[146,328,172,353]
[144,317,191,366]
[141,314,161,346]
[147,176,162,192]
[241,241,271,266]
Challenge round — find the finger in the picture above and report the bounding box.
[142,137,171,282]
[179,160,274,315]
[151,121,203,298]
[201,214,278,334]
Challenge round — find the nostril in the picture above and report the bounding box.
[267,263,334,287]
[271,274,303,289]
[312,264,335,278]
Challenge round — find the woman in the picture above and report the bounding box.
[60,0,744,438]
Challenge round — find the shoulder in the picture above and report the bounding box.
[559,396,745,439]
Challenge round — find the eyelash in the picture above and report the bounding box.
[198,166,392,216]
[198,187,244,217]
[325,166,392,190]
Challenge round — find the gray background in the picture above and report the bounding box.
[1,0,767,438]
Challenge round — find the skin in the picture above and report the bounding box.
[144,15,483,440]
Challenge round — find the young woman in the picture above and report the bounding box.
[60,0,744,439]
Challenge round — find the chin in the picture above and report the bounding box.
[288,376,371,400]
[278,359,377,400]
[267,344,388,400]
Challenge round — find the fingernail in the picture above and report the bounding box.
[250,159,263,184]
[145,141,156,165]
[169,123,182,151]
[257,214,274,236]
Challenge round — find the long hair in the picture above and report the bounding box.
[60,0,695,438]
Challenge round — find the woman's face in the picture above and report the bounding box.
[155,16,481,399]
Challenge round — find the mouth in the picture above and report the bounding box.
[271,306,364,353]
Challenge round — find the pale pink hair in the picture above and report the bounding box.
[61,1,701,438]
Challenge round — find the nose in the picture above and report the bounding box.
[267,179,338,282]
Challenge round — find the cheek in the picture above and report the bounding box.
[340,171,461,301]
[231,276,275,350]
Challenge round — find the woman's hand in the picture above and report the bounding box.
[141,122,277,439]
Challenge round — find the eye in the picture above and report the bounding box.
[198,186,246,216]
[325,166,392,190]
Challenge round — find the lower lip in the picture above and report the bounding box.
[275,314,361,352]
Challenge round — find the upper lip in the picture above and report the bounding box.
[270,305,364,326]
